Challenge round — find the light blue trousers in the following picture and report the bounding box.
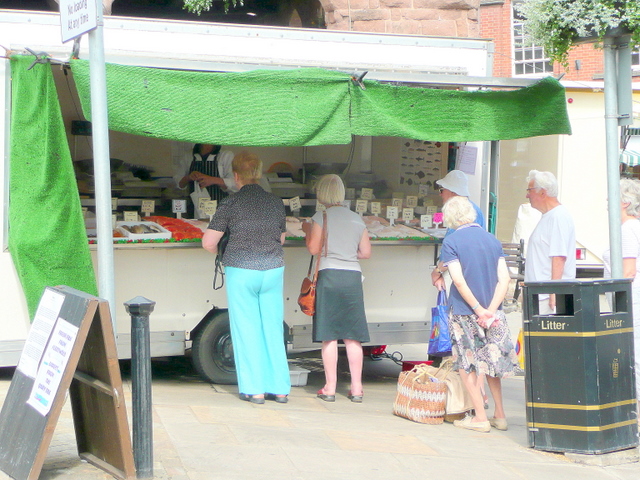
[226,266,291,396]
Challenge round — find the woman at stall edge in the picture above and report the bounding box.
[202,151,290,404]
[602,178,640,418]
[437,196,518,432]
[302,174,371,402]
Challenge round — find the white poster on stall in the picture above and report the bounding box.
[17,289,65,379]
[27,318,79,416]
[456,144,478,175]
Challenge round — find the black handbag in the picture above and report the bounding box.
[213,230,229,290]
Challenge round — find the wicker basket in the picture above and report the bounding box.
[393,365,447,424]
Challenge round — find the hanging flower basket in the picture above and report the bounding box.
[518,0,640,67]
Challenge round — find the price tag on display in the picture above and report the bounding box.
[402,208,414,222]
[203,200,218,218]
[419,184,429,197]
[111,198,118,211]
[392,198,403,208]
[315,201,326,212]
[355,199,368,215]
[433,212,444,227]
[289,196,302,212]
[406,196,418,208]
[421,214,433,229]
[198,197,209,213]
[386,206,399,225]
[370,202,381,215]
[346,188,356,200]
[360,188,373,200]
[141,200,155,216]
[123,211,138,222]
[112,214,117,229]
[426,205,438,215]
[172,199,187,214]
[342,200,351,210]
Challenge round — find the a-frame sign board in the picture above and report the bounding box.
[0,286,135,480]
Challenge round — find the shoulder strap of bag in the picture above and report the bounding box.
[307,210,328,282]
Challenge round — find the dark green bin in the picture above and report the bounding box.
[522,278,638,454]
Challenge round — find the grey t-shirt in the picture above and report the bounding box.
[312,206,366,272]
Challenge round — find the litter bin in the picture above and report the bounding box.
[522,278,638,454]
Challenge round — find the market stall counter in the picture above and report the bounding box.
[84,214,442,382]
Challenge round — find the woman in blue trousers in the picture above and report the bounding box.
[203,151,290,404]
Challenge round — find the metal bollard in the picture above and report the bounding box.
[124,296,156,479]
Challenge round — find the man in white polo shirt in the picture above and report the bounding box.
[524,170,576,314]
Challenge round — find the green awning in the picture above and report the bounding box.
[622,149,640,166]
[70,60,572,146]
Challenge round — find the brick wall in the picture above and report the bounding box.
[479,0,637,81]
[320,0,480,37]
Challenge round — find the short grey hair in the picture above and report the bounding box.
[442,196,477,229]
[526,170,558,197]
[620,178,640,216]
[315,174,345,205]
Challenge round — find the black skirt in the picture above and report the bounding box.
[313,269,370,343]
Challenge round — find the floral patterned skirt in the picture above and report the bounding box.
[448,310,519,378]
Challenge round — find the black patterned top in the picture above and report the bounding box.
[207,183,286,270]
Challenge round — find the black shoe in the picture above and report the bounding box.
[265,393,289,404]
[239,393,265,404]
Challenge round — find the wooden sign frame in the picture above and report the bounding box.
[0,286,135,480]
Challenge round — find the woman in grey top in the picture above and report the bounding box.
[302,174,371,403]
[203,152,290,404]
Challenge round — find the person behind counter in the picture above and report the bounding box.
[176,144,234,203]
[438,196,518,433]
[602,178,640,417]
[302,174,371,403]
[202,151,290,404]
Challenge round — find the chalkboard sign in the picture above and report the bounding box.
[0,286,135,480]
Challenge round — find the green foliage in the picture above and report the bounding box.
[518,0,640,67]
[183,0,244,15]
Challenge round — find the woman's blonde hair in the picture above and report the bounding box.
[442,195,477,229]
[314,174,345,205]
[232,151,262,184]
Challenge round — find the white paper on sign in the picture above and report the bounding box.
[456,144,478,175]
[27,318,79,416]
[17,289,65,379]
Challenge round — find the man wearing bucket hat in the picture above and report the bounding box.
[431,170,486,289]
[435,170,485,232]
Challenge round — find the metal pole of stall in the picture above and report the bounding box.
[124,296,156,479]
[87,1,116,324]
[604,38,623,279]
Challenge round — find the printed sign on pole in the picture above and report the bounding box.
[59,0,98,43]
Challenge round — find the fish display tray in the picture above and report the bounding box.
[116,221,172,240]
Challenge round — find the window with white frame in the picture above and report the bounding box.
[512,6,553,76]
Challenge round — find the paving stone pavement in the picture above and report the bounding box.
[0,311,638,480]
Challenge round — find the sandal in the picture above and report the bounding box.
[316,389,336,402]
[347,391,363,403]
